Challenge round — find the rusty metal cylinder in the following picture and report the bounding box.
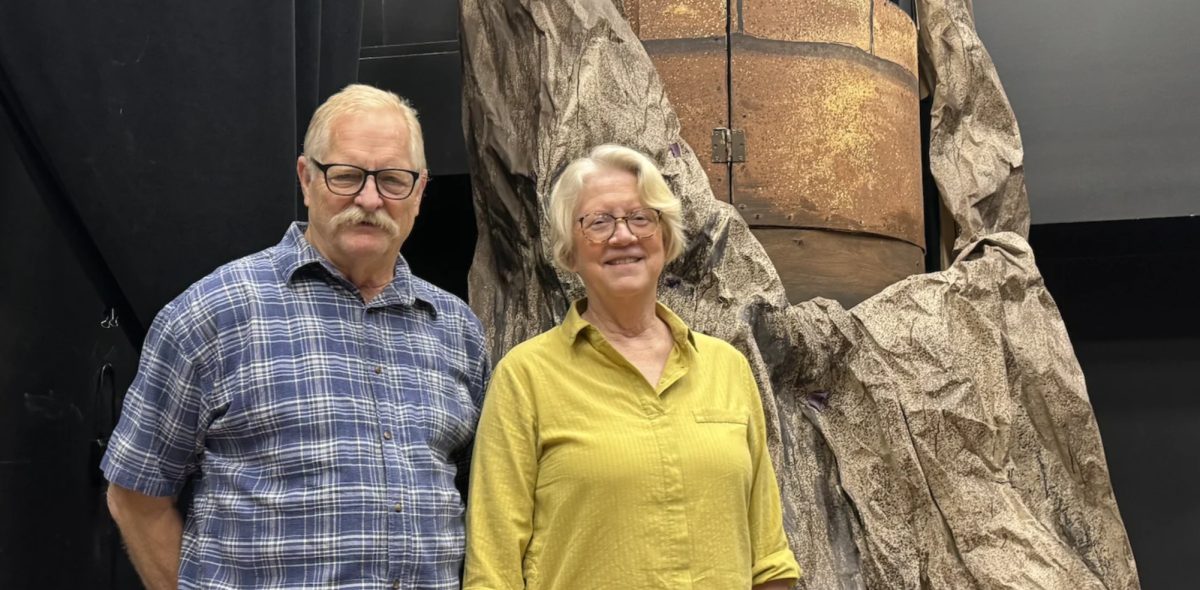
[623,0,924,307]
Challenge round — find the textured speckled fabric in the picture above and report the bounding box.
[459,0,1139,587]
[916,0,1030,254]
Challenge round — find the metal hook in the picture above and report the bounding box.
[100,308,119,329]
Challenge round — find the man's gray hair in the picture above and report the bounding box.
[302,84,426,176]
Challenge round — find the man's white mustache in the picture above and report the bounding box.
[331,207,401,238]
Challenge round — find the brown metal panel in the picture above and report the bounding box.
[752,228,924,307]
[873,0,918,77]
[731,35,923,246]
[644,38,730,201]
[623,0,726,40]
[739,0,870,51]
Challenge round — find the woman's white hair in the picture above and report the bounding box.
[302,84,426,175]
[548,144,686,272]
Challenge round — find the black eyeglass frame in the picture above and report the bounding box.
[310,158,421,201]
[576,208,663,243]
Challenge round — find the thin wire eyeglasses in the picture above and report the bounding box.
[576,208,662,243]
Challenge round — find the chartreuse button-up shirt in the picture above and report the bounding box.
[465,298,801,590]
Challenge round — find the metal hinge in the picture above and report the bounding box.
[711,128,746,163]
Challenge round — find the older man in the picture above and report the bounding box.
[102,84,490,590]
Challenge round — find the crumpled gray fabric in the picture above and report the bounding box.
[459,0,1138,587]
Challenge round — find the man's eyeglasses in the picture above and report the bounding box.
[576,208,662,243]
[310,159,420,201]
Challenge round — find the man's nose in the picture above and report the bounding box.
[354,176,384,210]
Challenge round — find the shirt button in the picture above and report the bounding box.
[394,502,403,512]
[374,365,383,374]
[392,581,400,590]
[383,431,392,440]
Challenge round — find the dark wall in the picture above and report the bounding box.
[1078,337,1200,590]
[1032,218,1200,590]
[975,0,1200,223]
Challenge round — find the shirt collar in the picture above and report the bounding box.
[277,221,425,311]
[562,298,698,351]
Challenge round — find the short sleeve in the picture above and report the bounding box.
[101,304,209,497]
[464,312,492,411]
[454,311,493,498]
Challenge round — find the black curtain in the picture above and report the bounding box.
[0,2,362,588]
[296,0,365,221]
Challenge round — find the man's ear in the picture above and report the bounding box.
[297,156,312,207]
[410,170,429,208]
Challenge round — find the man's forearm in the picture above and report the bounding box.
[108,484,184,590]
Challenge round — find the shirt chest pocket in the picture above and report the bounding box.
[689,408,753,481]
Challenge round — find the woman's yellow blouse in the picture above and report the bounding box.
[464,299,801,590]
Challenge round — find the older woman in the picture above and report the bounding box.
[464,145,801,590]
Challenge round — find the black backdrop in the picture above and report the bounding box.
[0,2,362,588]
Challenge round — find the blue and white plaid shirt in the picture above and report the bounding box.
[102,222,490,590]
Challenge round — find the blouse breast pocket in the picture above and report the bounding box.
[690,408,753,481]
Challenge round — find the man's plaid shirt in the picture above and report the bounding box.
[102,223,490,589]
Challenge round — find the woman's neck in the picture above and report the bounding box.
[581,291,662,341]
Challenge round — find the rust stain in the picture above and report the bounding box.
[648,48,730,201]
[631,0,726,40]
[732,49,923,245]
[741,0,871,51]
[873,0,918,77]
